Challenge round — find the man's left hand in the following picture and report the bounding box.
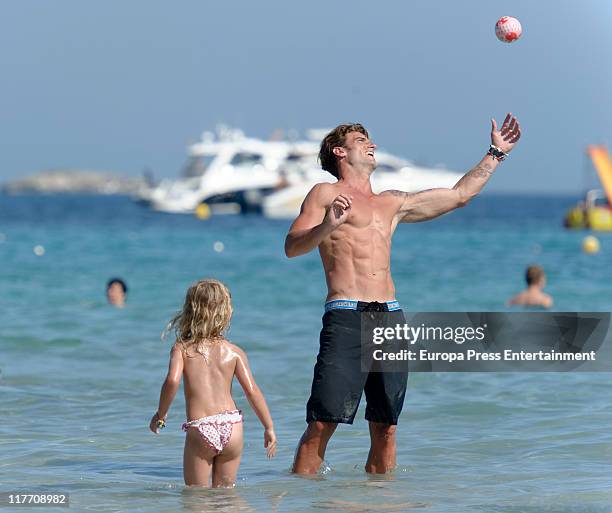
[491,113,521,153]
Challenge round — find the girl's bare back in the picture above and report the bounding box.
[180,340,242,420]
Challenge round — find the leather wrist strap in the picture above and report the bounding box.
[488,144,507,161]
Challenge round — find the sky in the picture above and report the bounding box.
[0,0,610,193]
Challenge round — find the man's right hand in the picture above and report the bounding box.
[324,194,352,228]
[285,186,349,258]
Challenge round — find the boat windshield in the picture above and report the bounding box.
[181,155,215,178]
[230,152,263,166]
[592,196,609,208]
[376,163,397,173]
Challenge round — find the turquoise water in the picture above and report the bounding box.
[1,194,611,512]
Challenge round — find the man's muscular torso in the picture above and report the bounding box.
[316,182,401,302]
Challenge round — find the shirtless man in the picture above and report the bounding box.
[285,115,521,474]
[508,265,553,308]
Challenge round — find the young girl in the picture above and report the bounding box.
[149,279,277,487]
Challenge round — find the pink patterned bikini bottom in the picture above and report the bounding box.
[182,410,243,454]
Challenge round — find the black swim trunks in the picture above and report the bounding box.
[306,302,408,425]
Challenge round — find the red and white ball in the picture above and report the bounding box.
[495,16,522,43]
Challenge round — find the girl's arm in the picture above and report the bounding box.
[149,345,184,434]
[234,346,277,458]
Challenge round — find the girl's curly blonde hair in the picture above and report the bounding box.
[163,279,233,355]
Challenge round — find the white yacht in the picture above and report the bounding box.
[139,127,319,214]
[262,152,463,219]
[138,126,463,217]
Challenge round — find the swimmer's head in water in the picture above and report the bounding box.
[319,123,369,178]
[526,265,545,287]
[107,277,128,307]
[165,279,233,352]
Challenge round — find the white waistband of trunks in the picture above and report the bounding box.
[324,299,401,312]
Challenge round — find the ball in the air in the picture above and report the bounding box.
[495,16,522,43]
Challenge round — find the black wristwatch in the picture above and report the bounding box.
[487,144,507,161]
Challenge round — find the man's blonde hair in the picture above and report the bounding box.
[164,279,232,355]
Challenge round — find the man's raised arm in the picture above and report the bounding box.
[284,184,351,258]
[386,113,521,223]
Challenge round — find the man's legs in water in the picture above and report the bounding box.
[292,421,337,474]
[365,421,397,473]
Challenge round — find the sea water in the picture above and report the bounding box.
[1,194,611,512]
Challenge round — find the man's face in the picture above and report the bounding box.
[338,131,377,171]
[107,283,126,307]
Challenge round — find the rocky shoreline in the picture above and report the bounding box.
[2,170,148,195]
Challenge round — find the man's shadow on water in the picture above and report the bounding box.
[313,499,429,511]
[180,487,252,513]
[180,486,289,513]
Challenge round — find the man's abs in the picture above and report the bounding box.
[320,237,395,302]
